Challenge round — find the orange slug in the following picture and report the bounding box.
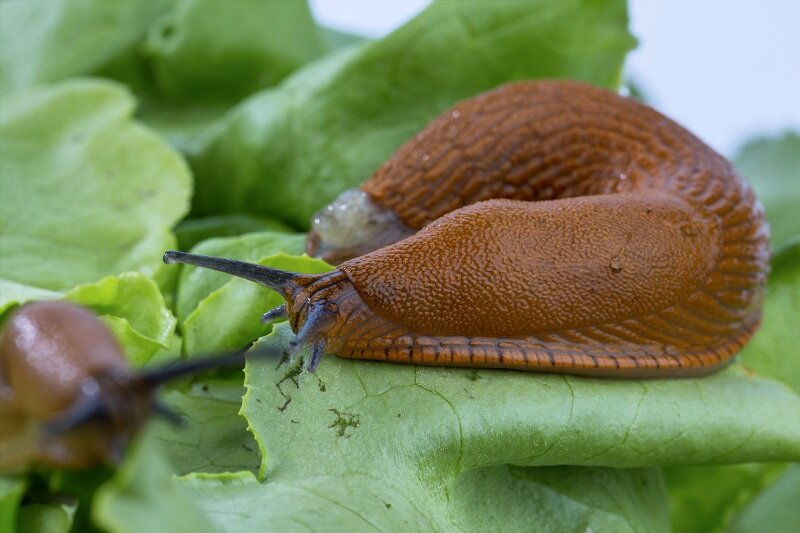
[164,80,769,378]
[0,301,255,470]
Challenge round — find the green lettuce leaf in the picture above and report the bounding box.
[734,132,800,249]
[728,464,800,533]
[738,239,800,392]
[198,315,797,532]
[0,0,172,96]
[0,79,191,296]
[141,0,325,104]
[64,273,177,367]
[665,463,788,533]
[0,279,60,315]
[179,466,670,532]
[190,0,636,227]
[151,378,259,476]
[17,502,75,533]
[0,0,329,154]
[174,214,292,252]
[92,431,214,533]
[0,476,26,532]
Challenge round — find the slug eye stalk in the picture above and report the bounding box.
[163,251,301,297]
[163,251,336,372]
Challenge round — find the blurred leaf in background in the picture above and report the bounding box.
[734,132,800,250]
[0,80,191,299]
[663,150,800,533]
[0,0,171,96]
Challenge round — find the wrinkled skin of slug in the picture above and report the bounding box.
[300,80,770,376]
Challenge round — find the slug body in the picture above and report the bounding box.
[0,302,254,471]
[166,80,769,378]
[0,302,151,470]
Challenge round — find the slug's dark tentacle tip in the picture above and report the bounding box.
[163,250,182,264]
[152,401,183,427]
[261,304,287,323]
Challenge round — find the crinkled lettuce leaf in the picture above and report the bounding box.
[0,79,190,295]
[0,0,333,156]
[190,0,636,227]
[64,273,177,367]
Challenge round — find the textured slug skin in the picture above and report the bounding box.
[303,80,770,377]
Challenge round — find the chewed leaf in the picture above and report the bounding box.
[245,323,800,474]
[225,320,800,530]
[0,79,190,293]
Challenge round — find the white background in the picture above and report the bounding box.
[309,0,800,157]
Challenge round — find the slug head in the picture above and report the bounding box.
[163,251,357,372]
[306,188,414,264]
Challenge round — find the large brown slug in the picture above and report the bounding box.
[0,301,254,470]
[165,80,769,378]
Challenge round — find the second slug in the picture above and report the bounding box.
[165,80,769,378]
